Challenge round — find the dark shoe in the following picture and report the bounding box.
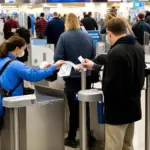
[65,137,78,148]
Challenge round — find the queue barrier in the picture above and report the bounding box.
[1,85,65,150]
[78,70,103,150]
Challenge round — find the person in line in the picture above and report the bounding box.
[61,14,66,22]
[82,17,145,150]
[35,13,47,39]
[0,36,64,127]
[81,12,98,30]
[16,27,31,62]
[101,12,116,34]
[35,16,40,36]
[132,13,150,45]
[83,12,88,19]
[45,12,64,47]
[145,11,150,24]
[27,15,31,31]
[4,27,31,63]
[58,14,62,18]
[3,16,19,39]
[54,13,96,148]
[110,6,117,16]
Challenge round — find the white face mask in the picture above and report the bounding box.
[18,51,25,58]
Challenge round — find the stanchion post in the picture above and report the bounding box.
[80,71,87,150]
[14,108,19,150]
[145,75,150,150]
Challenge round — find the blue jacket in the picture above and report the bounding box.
[45,18,64,45]
[0,52,57,116]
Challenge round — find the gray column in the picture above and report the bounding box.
[80,71,87,150]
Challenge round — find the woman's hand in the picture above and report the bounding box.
[82,59,94,70]
[54,60,65,69]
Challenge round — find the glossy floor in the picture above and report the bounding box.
[65,90,146,150]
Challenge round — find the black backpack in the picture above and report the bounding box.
[3,22,11,34]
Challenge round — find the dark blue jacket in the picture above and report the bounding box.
[45,18,64,45]
[54,29,95,64]
[54,29,96,86]
[132,20,150,45]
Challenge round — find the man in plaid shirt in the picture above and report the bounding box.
[35,13,47,39]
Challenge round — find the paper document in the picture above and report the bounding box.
[64,61,79,70]
[58,58,87,77]
[78,56,87,71]
[58,63,72,77]
[58,61,80,77]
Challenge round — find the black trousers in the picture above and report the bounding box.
[65,80,91,140]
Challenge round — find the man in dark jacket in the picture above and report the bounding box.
[132,13,150,45]
[83,17,145,150]
[145,11,150,25]
[45,12,64,47]
[81,12,98,30]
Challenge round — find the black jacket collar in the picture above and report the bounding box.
[110,35,136,50]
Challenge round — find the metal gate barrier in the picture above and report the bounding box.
[1,86,65,150]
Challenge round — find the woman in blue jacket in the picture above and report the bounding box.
[0,36,64,117]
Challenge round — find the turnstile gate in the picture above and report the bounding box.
[1,86,65,150]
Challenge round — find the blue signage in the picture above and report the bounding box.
[6,0,14,3]
[12,12,18,18]
[31,15,35,34]
[0,13,6,17]
[87,30,100,44]
[133,2,144,8]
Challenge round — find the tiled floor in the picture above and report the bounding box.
[65,90,146,150]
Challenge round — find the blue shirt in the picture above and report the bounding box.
[0,52,56,116]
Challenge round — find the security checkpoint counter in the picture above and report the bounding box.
[1,85,64,150]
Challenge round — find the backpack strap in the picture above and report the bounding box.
[0,60,14,76]
[9,79,22,96]
[0,59,22,96]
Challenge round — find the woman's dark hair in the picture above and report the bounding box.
[16,27,30,44]
[0,36,26,57]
